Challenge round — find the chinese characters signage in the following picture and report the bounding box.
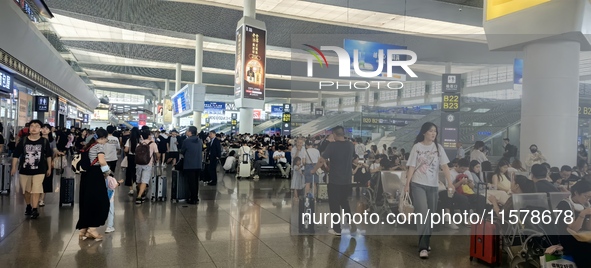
[243,25,266,100]
[442,74,461,93]
[0,69,13,93]
[34,96,49,112]
[282,112,291,136]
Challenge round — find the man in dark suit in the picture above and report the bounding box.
[206,130,222,186]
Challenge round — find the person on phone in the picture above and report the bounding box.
[403,122,453,259]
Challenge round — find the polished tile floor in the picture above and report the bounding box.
[0,166,492,268]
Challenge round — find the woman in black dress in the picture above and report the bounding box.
[76,128,110,241]
[124,127,140,195]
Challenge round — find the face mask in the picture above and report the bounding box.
[530,149,537,153]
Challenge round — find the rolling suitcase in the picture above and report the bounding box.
[0,164,10,195]
[171,170,190,203]
[59,177,75,207]
[238,153,251,179]
[298,183,315,234]
[469,220,500,266]
[150,168,167,202]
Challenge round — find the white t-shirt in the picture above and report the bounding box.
[406,142,450,187]
[291,146,307,165]
[470,150,488,164]
[304,148,320,164]
[223,156,236,170]
[273,151,287,163]
[104,135,121,162]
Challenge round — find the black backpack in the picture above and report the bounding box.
[135,142,153,165]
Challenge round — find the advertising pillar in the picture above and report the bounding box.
[440,74,461,158]
[235,1,266,134]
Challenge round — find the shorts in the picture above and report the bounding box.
[136,165,153,184]
[20,174,45,194]
[304,164,319,184]
[167,152,179,160]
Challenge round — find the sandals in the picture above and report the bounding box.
[79,229,87,240]
[85,230,103,241]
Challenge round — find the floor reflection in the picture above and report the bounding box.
[0,167,490,267]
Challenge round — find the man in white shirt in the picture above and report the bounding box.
[274,145,290,178]
[105,126,121,172]
[354,138,366,159]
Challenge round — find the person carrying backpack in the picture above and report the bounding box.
[503,138,518,163]
[134,129,159,204]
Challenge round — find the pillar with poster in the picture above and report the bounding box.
[440,74,462,158]
[234,10,266,134]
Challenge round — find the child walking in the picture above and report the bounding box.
[105,175,124,233]
[290,157,305,199]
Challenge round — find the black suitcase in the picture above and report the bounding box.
[59,177,75,207]
[171,170,190,203]
[0,164,10,195]
[298,194,315,234]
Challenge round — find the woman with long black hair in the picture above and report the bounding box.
[403,122,453,259]
[76,128,110,241]
[124,127,140,195]
[39,124,62,206]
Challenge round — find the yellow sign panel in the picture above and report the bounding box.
[486,0,550,21]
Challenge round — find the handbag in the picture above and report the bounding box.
[53,155,67,169]
[121,156,128,168]
[399,192,414,219]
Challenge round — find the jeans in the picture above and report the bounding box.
[277,162,291,177]
[410,182,439,252]
[107,200,114,228]
[327,183,353,233]
[438,191,470,214]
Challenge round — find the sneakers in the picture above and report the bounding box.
[30,209,39,219]
[419,250,429,259]
[328,229,341,236]
[105,227,115,233]
[128,190,134,196]
[253,175,259,181]
[135,198,143,204]
[39,201,45,207]
[25,205,32,215]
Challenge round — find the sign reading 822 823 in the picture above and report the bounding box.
[442,93,460,112]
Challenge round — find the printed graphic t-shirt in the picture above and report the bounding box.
[13,137,53,175]
[406,142,450,188]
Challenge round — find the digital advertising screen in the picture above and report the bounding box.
[243,25,266,100]
[235,26,243,99]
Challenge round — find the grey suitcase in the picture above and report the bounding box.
[150,169,167,202]
[171,170,190,203]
